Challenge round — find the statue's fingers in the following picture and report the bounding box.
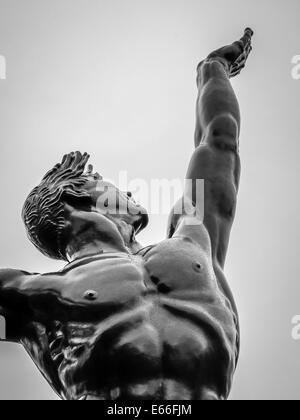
[230,68,242,78]
[242,45,252,62]
[231,63,245,75]
[234,51,248,67]
[235,39,251,56]
[245,27,254,38]
[235,53,246,65]
[240,28,254,45]
[245,43,253,54]
[235,44,252,67]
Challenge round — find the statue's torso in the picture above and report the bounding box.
[22,236,238,400]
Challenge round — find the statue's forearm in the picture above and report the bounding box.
[195,60,241,147]
[194,28,254,147]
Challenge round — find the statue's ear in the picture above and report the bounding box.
[63,202,75,218]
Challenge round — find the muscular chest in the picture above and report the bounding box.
[50,255,150,319]
[31,240,220,318]
[60,244,216,308]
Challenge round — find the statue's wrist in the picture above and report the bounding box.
[197,56,230,78]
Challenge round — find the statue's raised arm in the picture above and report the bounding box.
[168,28,254,269]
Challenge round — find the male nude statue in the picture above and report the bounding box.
[0,28,253,400]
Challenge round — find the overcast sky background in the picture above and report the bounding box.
[0,0,299,400]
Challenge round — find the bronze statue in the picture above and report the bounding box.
[0,28,253,400]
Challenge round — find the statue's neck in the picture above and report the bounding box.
[65,223,143,262]
[64,218,128,262]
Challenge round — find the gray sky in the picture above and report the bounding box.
[0,0,299,400]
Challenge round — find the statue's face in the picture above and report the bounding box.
[82,175,149,236]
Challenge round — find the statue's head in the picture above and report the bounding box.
[22,152,149,261]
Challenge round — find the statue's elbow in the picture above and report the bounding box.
[206,113,240,154]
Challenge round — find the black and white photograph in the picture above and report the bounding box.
[0,0,299,402]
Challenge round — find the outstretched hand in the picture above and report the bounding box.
[207,28,254,78]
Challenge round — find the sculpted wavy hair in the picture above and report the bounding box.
[22,152,93,261]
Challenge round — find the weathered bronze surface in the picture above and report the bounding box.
[0,29,253,400]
